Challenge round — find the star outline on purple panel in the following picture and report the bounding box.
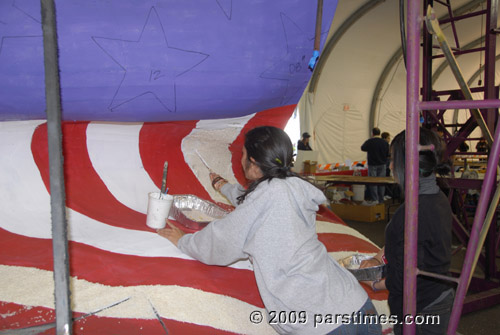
[215,0,232,20]
[92,6,209,114]
[0,0,42,56]
[259,12,314,105]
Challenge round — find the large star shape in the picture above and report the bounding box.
[216,0,232,20]
[0,0,41,56]
[260,12,314,105]
[92,6,209,113]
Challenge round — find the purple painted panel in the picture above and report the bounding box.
[0,0,338,121]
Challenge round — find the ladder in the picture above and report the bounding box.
[404,0,500,334]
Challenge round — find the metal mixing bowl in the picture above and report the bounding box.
[339,254,386,281]
[170,194,228,230]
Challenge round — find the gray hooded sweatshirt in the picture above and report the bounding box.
[178,177,368,334]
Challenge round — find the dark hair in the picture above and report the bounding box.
[381,132,390,140]
[391,127,451,192]
[237,126,300,204]
[372,127,381,136]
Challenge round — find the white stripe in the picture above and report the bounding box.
[86,122,158,214]
[66,208,253,270]
[0,120,52,238]
[0,265,275,335]
[0,264,391,334]
[181,114,255,205]
[0,121,252,270]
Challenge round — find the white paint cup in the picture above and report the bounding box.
[146,192,174,229]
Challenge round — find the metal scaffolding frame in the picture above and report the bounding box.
[406,0,500,334]
[41,0,72,334]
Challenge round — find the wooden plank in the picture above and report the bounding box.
[314,175,396,185]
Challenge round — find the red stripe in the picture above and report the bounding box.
[138,120,236,213]
[317,204,344,224]
[70,314,240,335]
[0,226,383,307]
[0,301,238,335]
[0,227,264,308]
[0,301,55,331]
[31,122,149,232]
[139,120,207,198]
[229,105,297,186]
[0,228,382,307]
[317,233,379,253]
[316,205,378,254]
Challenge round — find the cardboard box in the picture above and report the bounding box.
[303,160,317,174]
[330,202,385,222]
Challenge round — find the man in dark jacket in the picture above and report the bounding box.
[361,127,389,203]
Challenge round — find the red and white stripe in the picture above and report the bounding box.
[0,106,391,334]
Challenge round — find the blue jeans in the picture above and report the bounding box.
[326,299,382,335]
[393,289,454,335]
[368,165,386,203]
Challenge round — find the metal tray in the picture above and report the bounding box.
[170,194,229,230]
[339,254,386,281]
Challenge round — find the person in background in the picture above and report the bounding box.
[158,126,380,335]
[381,132,393,199]
[476,138,488,153]
[360,127,454,335]
[381,132,391,177]
[297,132,312,150]
[381,132,391,144]
[361,127,389,203]
[459,141,469,152]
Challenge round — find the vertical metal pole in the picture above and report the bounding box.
[404,0,420,334]
[483,0,498,280]
[447,90,500,335]
[422,0,433,103]
[448,1,499,333]
[40,1,72,334]
[313,0,323,52]
[484,0,497,134]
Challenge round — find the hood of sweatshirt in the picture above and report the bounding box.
[261,177,327,224]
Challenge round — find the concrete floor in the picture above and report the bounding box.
[342,202,500,335]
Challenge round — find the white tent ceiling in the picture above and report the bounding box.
[300,0,499,165]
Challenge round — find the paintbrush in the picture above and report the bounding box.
[160,161,168,199]
[195,149,213,173]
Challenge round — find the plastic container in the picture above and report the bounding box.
[146,192,174,229]
[352,184,365,202]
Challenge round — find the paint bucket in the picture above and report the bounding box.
[352,185,365,202]
[146,192,174,229]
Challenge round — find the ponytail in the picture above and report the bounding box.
[236,126,301,204]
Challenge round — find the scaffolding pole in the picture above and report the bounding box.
[447,98,500,333]
[403,0,421,334]
[40,0,72,334]
[416,1,500,333]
